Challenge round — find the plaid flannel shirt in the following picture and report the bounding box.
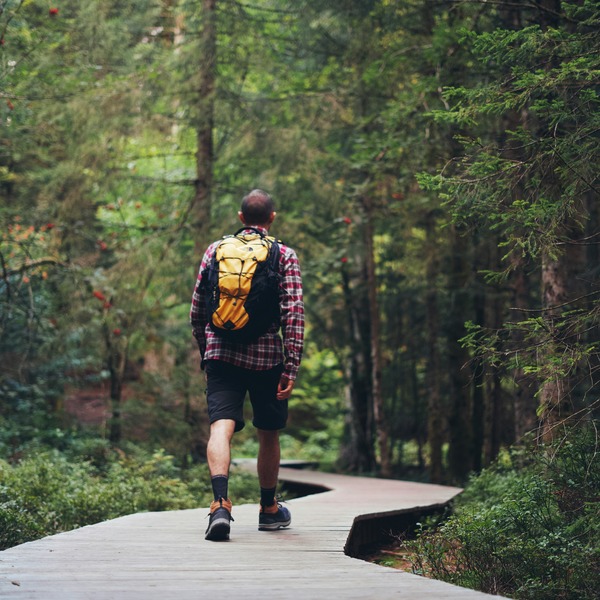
[190,227,304,381]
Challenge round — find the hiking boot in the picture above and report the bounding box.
[205,497,233,541]
[258,501,291,531]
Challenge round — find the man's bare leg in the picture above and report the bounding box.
[257,428,280,490]
[207,419,236,478]
[205,419,236,541]
[256,428,291,529]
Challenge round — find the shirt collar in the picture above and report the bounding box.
[242,226,269,236]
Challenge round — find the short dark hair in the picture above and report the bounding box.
[241,189,275,225]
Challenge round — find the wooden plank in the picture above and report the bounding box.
[0,467,506,599]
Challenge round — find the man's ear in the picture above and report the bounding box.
[238,211,246,224]
[268,211,276,225]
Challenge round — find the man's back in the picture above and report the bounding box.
[190,226,303,381]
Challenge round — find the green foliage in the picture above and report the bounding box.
[1,0,598,494]
[461,307,599,381]
[0,445,259,551]
[413,1,600,447]
[409,429,600,599]
[421,3,600,262]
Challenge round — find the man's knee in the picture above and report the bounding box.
[257,428,279,446]
[209,419,236,441]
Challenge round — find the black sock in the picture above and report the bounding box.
[260,486,277,507]
[211,475,228,501]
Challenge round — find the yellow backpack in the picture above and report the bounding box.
[202,227,281,342]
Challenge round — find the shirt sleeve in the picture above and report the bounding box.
[279,246,304,380]
[190,244,215,360]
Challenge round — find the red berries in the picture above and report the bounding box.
[49,8,59,16]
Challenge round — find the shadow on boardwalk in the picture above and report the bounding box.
[0,465,507,599]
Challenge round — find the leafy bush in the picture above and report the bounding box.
[0,503,44,550]
[0,447,259,551]
[409,429,600,600]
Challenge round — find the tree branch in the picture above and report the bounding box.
[5,257,65,277]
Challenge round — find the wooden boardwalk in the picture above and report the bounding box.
[0,465,505,599]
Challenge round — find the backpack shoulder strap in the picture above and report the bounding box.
[232,227,283,245]
[234,226,264,237]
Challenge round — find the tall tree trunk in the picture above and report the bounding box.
[499,99,538,442]
[339,266,376,472]
[471,295,485,472]
[484,367,503,466]
[446,224,473,482]
[410,349,427,472]
[385,288,405,471]
[471,233,488,472]
[584,191,600,415]
[484,238,505,464]
[425,210,444,483]
[496,0,551,443]
[539,252,569,439]
[539,236,585,440]
[473,235,506,470]
[537,0,562,29]
[104,323,128,444]
[362,195,391,477]
[536,0,595,441]
[185,0,217,463]
[510,256,539,440]
[193,0,216,253]
[179,346,207,467]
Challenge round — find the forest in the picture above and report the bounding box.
[1,1,599,598]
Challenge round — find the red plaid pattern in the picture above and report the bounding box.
[190,227,304,381]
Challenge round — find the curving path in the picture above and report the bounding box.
[0,464,506,599]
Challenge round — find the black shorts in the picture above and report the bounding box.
[205,360,287,432]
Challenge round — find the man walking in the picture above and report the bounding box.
[190,189,304,541]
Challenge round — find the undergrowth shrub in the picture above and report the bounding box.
[0,447,258,551]
[409,428,600,600]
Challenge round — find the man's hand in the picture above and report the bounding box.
[277,375,295,400]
